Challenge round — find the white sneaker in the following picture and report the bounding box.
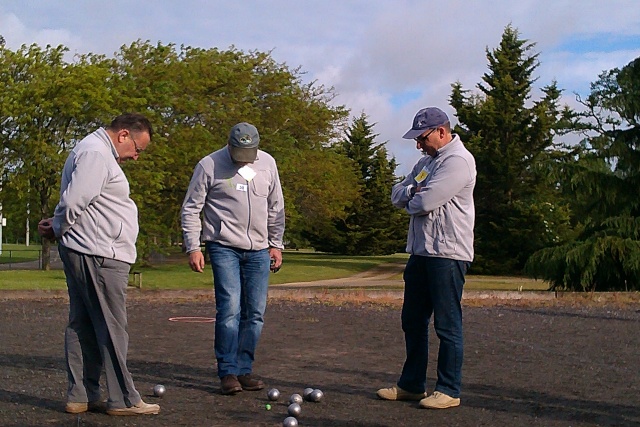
[376,385,426,401]
[107,400,160,416]
[419,391,460,409]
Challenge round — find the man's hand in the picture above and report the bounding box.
[188,250,205,273]
[269,247,283,272]
[37,217,56,240]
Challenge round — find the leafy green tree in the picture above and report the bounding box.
[308,113,407,255]
[1,40,357,265]
[0,43,114,268]
[526,56,640,291]
[106,41,354,259]
[450,25,575,274]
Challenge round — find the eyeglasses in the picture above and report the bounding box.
[414,128,437,144]
[129,132,143,154]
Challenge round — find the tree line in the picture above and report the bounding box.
[1,26,638,291]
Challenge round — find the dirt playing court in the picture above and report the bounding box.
[0,290,639,426]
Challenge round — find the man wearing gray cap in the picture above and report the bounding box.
[181,122,285,395]
[377,107,476,409]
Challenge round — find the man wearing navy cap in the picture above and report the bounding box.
[181,122,285,395]
[377,107,476,409]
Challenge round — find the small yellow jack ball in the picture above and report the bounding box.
[265,404,272,410]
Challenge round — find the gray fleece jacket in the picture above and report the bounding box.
[53,128,139,264]
[391,135,476,262]
[181,146,285,253]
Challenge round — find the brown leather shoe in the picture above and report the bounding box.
[237,374,265,391]
[220,375,243,395]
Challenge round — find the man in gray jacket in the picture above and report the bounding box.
[181,122,285,395]
[377,107,476,409]
[38,113,160,416]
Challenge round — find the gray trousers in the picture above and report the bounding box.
[58,245,141,409]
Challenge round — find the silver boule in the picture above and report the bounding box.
[153,384,166,397]
[309,388,324,402]
[303,387,314,400]
[287,402,302,417]
[283,416,299,427]
[289,393,303,404]
[267,388,280,401]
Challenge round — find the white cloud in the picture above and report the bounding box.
[2,0,639,176]
[0,11,79,51]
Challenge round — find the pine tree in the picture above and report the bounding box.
[526,56,640,291]
[450,25,575,274]
[308,113,407,255]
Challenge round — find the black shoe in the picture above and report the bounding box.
[221,375,243,395]
[238,374,265,391]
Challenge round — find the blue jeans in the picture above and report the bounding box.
[206,242,271,379]
[397,255,470,398]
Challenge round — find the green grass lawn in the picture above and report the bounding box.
[0,243,43,264]
[127,251,412,290]
[0,247,549,291]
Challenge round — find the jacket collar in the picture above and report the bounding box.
[95,127,119,159]
[435,134,462,157]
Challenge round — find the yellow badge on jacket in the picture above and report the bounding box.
[415,167,429,183]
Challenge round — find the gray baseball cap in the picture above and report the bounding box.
[228,122,260,162]
[402,107,449,139]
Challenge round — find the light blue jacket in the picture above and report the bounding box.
[391,135,476,262]
[181,146,285,253]
[53,128,139,264]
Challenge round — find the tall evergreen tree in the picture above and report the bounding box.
[526,56,640,291]
[450,25,575,274]
[307,113,407,255]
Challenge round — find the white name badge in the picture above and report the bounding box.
[236,183,248,192]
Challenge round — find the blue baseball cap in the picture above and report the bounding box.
[402,107,449,139]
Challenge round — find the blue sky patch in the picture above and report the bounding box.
[554,33,640,54]
[390,90,422,109]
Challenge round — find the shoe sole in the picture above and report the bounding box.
[377,389,425,401]
[106,408,160,416]
[241,385,264,391]
[221,387,243,395]
[378,395,425,401]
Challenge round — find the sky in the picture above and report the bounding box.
[1,0,639,175]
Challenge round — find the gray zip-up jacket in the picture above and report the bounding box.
[391,135,476,262]
[181,146,285,253]
[53,128,139,264]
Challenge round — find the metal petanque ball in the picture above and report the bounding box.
[267,388,280,401]
[303,387,314,401]
[153,384,166,398]
[309,388,324,402]
[289,393,303,404]
[283,416,299,427]
[287,402,302,417]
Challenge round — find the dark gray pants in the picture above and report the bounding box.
[58,245,141,409]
